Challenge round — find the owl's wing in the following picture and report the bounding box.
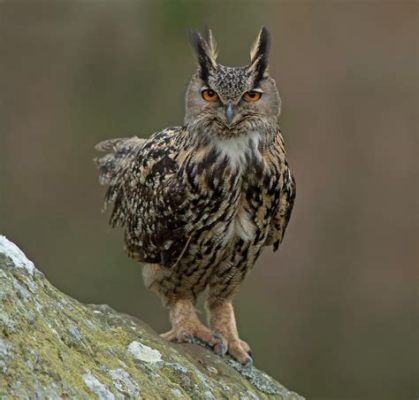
[266,167,296,251]
[95,127,189,267]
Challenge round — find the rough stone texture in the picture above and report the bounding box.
[0,235,304,400]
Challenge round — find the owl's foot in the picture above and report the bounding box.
[207,301,253,365]
[161,298,220,347]
[160,322,219,347]
[214,333,252,365]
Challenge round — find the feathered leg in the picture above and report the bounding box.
[205,242,259,364]
[205,270,251,364]
[143,263,219,347]
[160,298,219,346]
[206,298,252,365]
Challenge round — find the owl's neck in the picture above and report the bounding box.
[209,131,262,170]
[185,124,276,172]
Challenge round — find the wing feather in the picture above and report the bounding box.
[94,127,188,267]
[266,167,296,251]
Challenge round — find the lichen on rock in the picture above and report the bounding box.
[0,235,304,399]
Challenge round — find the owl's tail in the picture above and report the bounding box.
[94,137,146,186]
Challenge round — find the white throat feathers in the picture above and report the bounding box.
[211,131,262,170]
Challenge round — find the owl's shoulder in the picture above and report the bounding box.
[95,126,190,266]
[95,127,186,196]
[139,126,184,160]
[127,126,185,180]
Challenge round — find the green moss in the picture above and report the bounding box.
[0,238,304,400]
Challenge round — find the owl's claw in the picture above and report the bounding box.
[179,331,196,344]
[225,339,252,364]
[213,332,227,356]
[243,354,253,369]
[210,334,252,364]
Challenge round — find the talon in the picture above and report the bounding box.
[219,338,252,364]
[209,332,221,348]
[179,331,194,344]
[213,333,226,356]
[213,332,223,341]
[243,355,253,368]
[214,343,226,356]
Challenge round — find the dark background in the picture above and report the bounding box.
[1,1,417,399]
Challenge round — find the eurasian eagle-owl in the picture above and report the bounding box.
[95,28,295,364]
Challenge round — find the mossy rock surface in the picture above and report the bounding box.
[0,235,304,400]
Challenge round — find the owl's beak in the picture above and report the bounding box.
[225,104,235,126]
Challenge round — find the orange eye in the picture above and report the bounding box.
[201,89,218,102]
[243,91,262,102]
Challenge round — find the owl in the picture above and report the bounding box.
[95,27,295,365]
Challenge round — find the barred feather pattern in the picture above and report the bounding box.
[95,124,295,302]
[95,128,189,267]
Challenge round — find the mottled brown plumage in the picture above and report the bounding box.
[95,27,295,364]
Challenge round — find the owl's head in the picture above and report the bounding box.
[184,27,281,138]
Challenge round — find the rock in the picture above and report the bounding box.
[0,235,304,400]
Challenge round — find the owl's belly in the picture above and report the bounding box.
[222,188,275,246]
[206,201,272,252]
[164,193,273,296]
[223,208,257,243]
[194,187,275,250]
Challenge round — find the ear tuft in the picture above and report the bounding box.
[203,27,218,62]
[190,28,218,83]
[249,27,271,83]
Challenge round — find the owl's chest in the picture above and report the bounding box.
[181,133,281,244]
[187,165,279,246]
[224,176,279,244]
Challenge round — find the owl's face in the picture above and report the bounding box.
[184,28,281,138]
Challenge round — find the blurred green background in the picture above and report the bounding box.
[0,1,417,399]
